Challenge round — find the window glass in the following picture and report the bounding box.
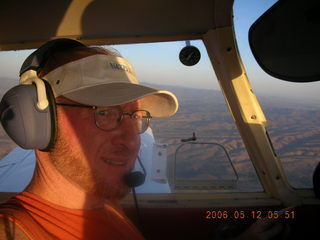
[0,125,17,160]
[234,0,320,188]
[116,40,263,193]
[0,51,25,159]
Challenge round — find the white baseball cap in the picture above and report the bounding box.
[42,54,178,117]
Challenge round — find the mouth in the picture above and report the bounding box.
[101,157,127,167]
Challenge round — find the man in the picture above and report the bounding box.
[0,40,285,240]
[0,40,178,239]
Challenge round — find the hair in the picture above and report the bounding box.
[38,45,122,78]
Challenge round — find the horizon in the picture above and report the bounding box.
[0,76,319,108]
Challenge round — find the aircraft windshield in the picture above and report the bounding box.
[234,0,320,189]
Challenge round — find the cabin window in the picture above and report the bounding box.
[116,40,263,193]
[234,0,320,189]
[0,50,32,160]
[0,125,16,160]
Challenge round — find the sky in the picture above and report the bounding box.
[0,0,319,103]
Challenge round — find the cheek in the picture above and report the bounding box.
[56,108,141,162]
[135,136,141,153]
[56,108,98,148]
[74,120,110,156]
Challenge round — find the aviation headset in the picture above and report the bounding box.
[0,38,85,151]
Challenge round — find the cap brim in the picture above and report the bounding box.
[62,82,178,117]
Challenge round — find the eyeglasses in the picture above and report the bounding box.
[56,103,152,134]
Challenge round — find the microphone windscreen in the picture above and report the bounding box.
[124,171,146,188]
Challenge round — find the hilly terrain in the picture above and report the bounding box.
[146,83,320,190]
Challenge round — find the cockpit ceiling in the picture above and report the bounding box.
[0,0,233,50]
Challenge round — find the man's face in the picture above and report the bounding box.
[49,97,141,199]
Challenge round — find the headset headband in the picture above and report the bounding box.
[20,38,85,76]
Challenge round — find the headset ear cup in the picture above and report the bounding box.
[41,80,57,152]
[1,39,84,151]
[0,82,55,150]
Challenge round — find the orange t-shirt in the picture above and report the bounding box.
[0,192,144,240]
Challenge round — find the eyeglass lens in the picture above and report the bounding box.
[94,108,150,134]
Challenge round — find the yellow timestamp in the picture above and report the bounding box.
[205,210,295,220]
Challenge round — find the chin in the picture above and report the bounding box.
[89,180,130,200]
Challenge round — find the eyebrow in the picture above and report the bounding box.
[56,103,97,109]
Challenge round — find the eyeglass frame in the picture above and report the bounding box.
[55,103,152,134]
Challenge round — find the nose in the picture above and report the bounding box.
[110,117,141,149]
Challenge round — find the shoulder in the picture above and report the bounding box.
[0,215,29,240]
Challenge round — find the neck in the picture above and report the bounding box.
[25,150,115,210]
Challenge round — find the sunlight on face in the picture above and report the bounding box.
[49,98,141,199]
